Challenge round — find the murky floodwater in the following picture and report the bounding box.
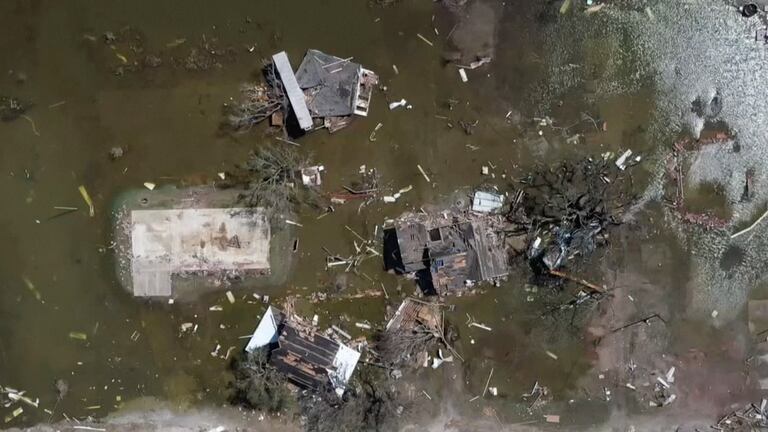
[2,0,762,430]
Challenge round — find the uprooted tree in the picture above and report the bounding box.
[233,144,322,223]
[300,367,405,432]
[229,348,294,413]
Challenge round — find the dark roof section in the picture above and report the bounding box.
[394,223,429,273]
[271,323,340,391]
[295,49,361,118]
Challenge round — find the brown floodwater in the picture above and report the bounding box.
[0,0,736,429]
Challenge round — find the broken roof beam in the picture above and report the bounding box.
[272,51,313,131]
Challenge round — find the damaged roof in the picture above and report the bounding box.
[385,214,509,294]
[295,49,361,118]
[245,306,360,396]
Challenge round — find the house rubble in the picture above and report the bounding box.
[246,306,361,396]
[383,211,509,295]
[275,49,378,134]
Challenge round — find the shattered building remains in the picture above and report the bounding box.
[384,212,508,295]
[246,306,360,396]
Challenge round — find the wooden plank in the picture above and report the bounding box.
[272,51,313,131]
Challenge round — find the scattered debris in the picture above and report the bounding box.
[416,33,434,46]
[78,185,95,217]
[417,164,431,183]
[68,331,87,341]
[715,400,768,429]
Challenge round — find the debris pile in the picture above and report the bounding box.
[506,154,639,274]
[376,298,458,368]
[714,400,768,430]
[1,385,39,423]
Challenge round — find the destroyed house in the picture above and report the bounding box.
[385,216,509,295]
[294,49,378,132]
[246,306,360,396]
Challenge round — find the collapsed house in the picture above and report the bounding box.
[383,212,509,295]
[126,207,270,297]
[379,298,445,368]
[272,49,378,133]
[246,306,360,396]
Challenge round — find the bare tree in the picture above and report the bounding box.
[225,62,288,131]
[236,144,319,223]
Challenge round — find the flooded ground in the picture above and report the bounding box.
[2,0,768,430]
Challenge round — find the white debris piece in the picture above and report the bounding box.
[431,357,444,369]
[217,172,226,180]
[469,322,492,331]
[301,165,324,187]
[615,150,633,170]
[210,344,221,357]
[226,291,235,304]
[665,366,676,383]
[472,191,505,213]
[459,68,468,82]
[355,322,372,330]
[389,99,407,110]
[143,182,156,191]
[489,387,498,396]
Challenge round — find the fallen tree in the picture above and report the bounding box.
[229,348,294,414]
[299,367,405,432]
[234,144,321,223]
